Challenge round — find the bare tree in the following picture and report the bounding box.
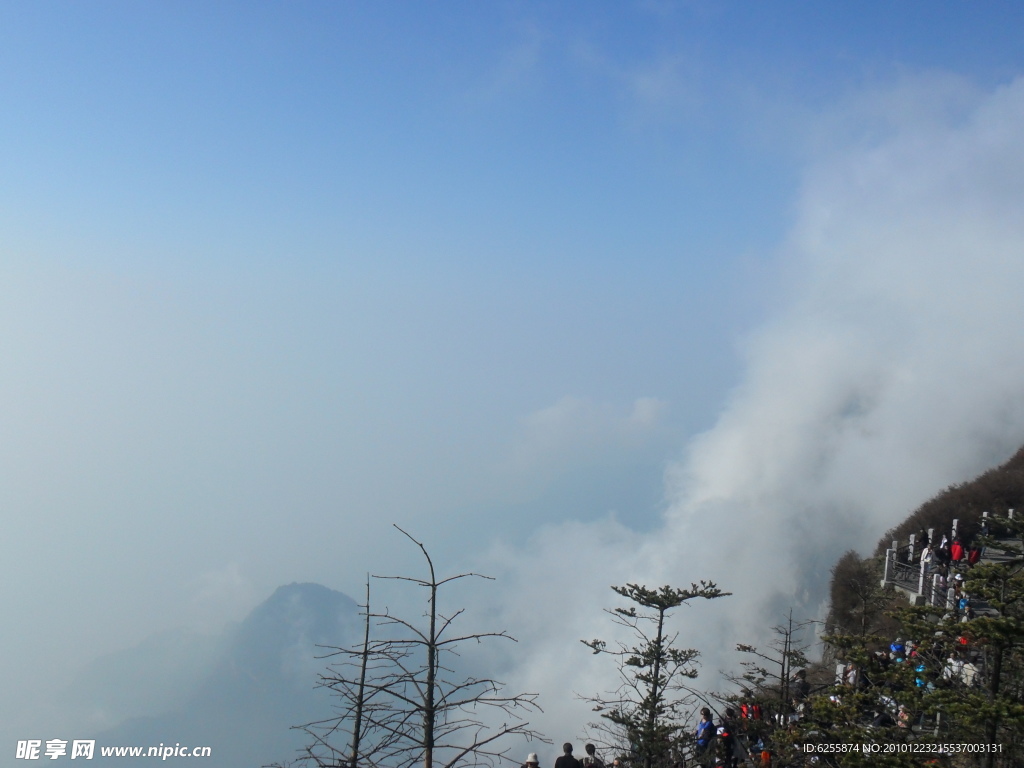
[287,526,547,768]
[731,610,815,724]
[281,577,409,768]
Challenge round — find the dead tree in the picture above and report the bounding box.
[291,526,547,768]
[285,577,409,768]
[732,610,815,723]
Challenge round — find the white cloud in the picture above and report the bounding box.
[504,396,669,479]
[676,72,1024,585]
[666,74,1024,624]
[484,74,1024,746]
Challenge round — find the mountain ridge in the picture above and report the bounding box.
[88,582,361,767]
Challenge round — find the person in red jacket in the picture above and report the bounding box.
[950,538,964,563]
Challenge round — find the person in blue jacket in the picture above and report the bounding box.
[695,707,715,764]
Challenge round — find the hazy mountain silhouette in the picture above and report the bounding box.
[69,626,228,728]
[90,582,361,767]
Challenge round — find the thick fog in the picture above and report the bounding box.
[481,74,1024,749]
[4,7,1024,764]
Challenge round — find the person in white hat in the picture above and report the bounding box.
[523,754,541,768]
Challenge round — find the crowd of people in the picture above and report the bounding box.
[519,523,1014,767]
[522,713,778,768]
[902,524,994,608]
[523,743,612,768]
[832,522,999,735]
[906,524,991,631]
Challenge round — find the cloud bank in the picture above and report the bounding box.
[13,69,1024,767]
[486,74,1024,748]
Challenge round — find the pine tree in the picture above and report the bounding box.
[581,582,728,768]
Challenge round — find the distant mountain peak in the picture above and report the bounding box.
[92,582,362,767]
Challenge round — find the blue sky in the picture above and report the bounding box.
[5,0,1024,755]
[5,2,1021,280]
[9,0,1019,274]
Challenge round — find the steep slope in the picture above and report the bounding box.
[873,446,1024,556]
[826,445,1024,635]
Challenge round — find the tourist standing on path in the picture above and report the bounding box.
[696,708,716,766]
[951,537,964,563]
[718,708,739,768]
[555,744,582,768]
[581,744,604,768]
